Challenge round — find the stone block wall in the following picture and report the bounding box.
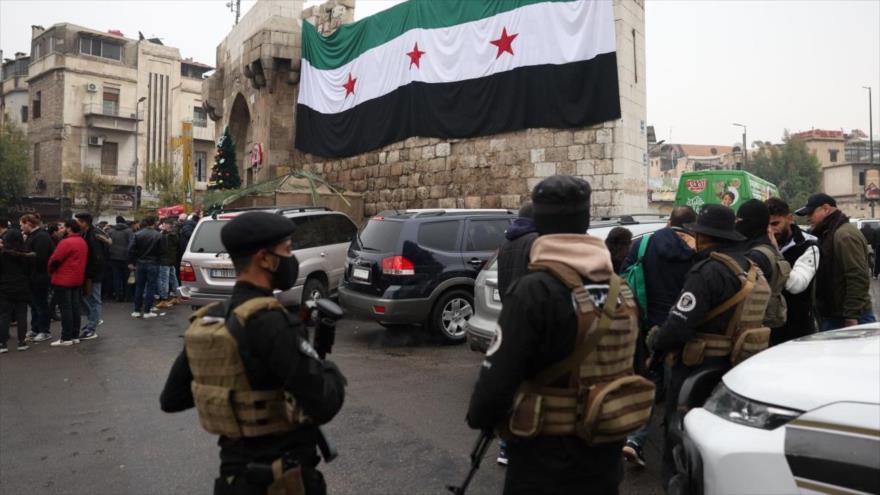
[293,0,648,219]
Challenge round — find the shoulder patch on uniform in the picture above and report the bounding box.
[676,291,697,312]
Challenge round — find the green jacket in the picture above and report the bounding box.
[813,211,872,319]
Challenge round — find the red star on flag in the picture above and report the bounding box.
[407,42,425,69]
[490,27,518,59]
[343,73,357,97]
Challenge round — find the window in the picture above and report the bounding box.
[20,105,28,123]
[189,221,226,254]
[291,216,330,250]
[465,219,510,252]
[829,149,839,163]
[33,142,40,171]
[418,221,461,252]
[193,107,207,128]
[32,91,41,119]
[80,36,122,61]
[860,171,866,186]
[325,215,358,244]
[102,87,119,116]
[358,219,403,252]
[101,142,118,175]
[194,151,207,181]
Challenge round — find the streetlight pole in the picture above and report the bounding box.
[134,96,146,212]
[864,86,874,167]
[733,123,747,169]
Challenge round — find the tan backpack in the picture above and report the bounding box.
[506,260,655,446]
[184,297,309,438]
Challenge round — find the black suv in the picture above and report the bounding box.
[339,209,515,343]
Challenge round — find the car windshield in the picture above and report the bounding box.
[358,219,403,252]
[189,221,226,253]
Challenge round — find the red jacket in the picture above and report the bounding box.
[48,233,88,288]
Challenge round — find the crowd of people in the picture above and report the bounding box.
[0,211,201,352]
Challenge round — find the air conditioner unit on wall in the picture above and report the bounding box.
[88,136,104,146]
[86,83,98,93]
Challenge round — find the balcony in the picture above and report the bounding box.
[83,103,141,133]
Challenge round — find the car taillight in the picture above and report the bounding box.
[180,262,196,282]
[382,256,415,275]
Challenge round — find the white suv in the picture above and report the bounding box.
[178,207,358,308]
[677,324,880,494]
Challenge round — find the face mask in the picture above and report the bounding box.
[268,252,299,292]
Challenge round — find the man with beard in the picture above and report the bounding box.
[796,193,874,330]
[766,198,820,344]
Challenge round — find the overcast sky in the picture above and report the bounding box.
[1,0,878,146]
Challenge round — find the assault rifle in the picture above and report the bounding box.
[447,429,494,495]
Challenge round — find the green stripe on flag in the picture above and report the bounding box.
[302,0,578,70]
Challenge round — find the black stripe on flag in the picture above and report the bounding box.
[295,52,621,158]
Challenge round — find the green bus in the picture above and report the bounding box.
[674,170,779,211]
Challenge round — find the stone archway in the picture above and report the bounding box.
[228,93,253,186]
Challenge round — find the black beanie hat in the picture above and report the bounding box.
[735,199,770,239]
[531,176,592,235]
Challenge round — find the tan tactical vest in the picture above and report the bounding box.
[680,252,772,368]
[184,297,309,438]
[506,261,655,446]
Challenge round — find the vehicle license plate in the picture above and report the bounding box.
[210,269,236,279]
[352,267,370,280]
[492,288,501,302]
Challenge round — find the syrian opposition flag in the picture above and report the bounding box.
[295,0,620,158]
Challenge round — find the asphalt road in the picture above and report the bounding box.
[0,299,664,495]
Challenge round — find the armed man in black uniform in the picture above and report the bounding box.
[467,176,653,495]
[647,204,770,492]
[160,212,346,495]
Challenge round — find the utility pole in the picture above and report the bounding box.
[864,86,874,167]
[733,123,747,169]
[134,96,146,212]
[227,0,241,25]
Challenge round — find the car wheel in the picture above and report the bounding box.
[430,289,473,344]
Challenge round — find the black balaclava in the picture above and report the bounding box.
[531,176,592,235]
[735,199,770,240]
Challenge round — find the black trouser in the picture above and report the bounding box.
[0,298,29,346]
[213,467,326,495]
[30,280,50,335]
[54,286,81,341]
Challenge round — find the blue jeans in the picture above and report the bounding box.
[820,310,877,331]
[29,281,50,334]
[54,286,81,341]
[82,281,102,330]
[133,262,159,314]
[158,265,179,299]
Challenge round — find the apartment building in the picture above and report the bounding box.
[26,23,215,212]
[0,52,31,130]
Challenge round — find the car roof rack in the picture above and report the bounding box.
[211,205,330,219]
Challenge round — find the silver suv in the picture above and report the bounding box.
[178,207,359,308]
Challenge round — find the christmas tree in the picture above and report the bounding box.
[207,127,241,190]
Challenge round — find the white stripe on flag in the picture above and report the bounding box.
[298,0,616,115]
